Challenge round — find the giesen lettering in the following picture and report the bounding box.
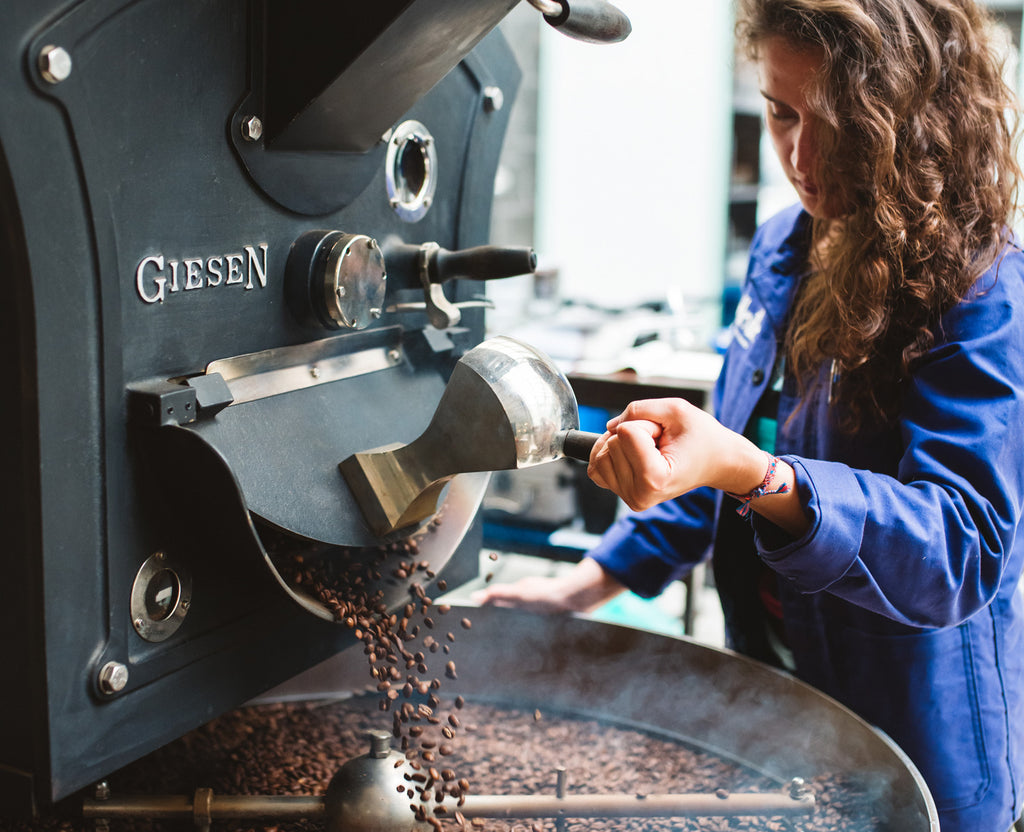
[135,243,269,304]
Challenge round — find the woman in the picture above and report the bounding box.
[477,1,1024,829]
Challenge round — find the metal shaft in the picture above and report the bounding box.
[459,791,815,819]
[82,793,326,821]
[84,790,812,824]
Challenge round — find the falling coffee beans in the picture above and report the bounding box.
[262,512,478,819]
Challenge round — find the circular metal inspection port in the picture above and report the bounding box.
[385,120,437,223]
[130,552,192,642]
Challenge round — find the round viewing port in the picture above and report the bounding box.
[385,120,437,223]
[131,552,192,642]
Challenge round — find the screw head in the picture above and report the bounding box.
[38,45,72,85]
[98,661,129,694]
[788,777,810,800]
[482,85,504,113]
[240,115,263,142]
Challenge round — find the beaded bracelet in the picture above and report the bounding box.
[727,453,790,517]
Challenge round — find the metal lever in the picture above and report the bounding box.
[527,0,632,44]
[387,242,536,329]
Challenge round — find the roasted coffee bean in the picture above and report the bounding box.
[460,618,472,630]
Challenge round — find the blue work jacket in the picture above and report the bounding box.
[589,204,1024,831]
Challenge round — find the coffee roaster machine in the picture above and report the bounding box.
[0,0,631,815]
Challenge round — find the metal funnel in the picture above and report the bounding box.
[340,336,598,536]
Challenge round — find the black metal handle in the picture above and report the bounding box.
[543,0,632,44]
[430,245,537,283]
[561,430,602,462]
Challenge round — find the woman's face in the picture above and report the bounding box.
[759,36,831,218]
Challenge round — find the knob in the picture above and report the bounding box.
[286,230,387,330]
[529,0,632,44]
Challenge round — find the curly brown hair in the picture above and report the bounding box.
[736,0,1021,430]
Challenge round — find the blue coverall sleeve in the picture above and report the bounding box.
[752,257,1024,627]
[587,487,717,598]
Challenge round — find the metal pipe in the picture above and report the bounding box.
[83,789,812,824]
[526,0,562,15]
[458,791,815,819]
[82,794,326,821]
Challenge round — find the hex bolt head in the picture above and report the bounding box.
[97,661,129,694]
[38,45,72,85]
[788,777,810,800]
[240,115,264,142]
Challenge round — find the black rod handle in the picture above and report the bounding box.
[544,0,632,44]
[560,430,602,462]
[431,245,537,283]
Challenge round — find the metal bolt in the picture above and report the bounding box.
[482,85,504,113]
[240,115,263,142]
[336,285,347,297]
[38,45,72,85]
[788,777,810,800]
[310,365,321,379]
[388,349,402,363]
[370,308,382,319]
[94,781,111,801]
[133,617,144,630]
[367,729,392,758]
[97,662,129,694]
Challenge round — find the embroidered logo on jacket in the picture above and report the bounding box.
[731,293,765,349]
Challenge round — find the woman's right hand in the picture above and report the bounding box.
[472,557,625,614]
